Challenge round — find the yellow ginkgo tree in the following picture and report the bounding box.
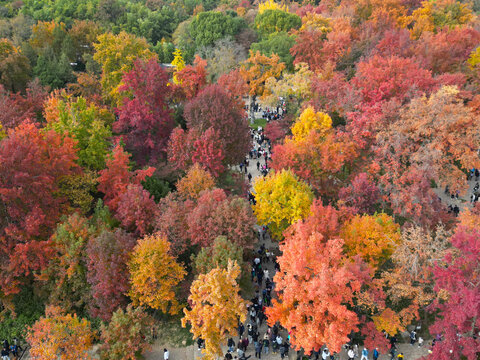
[253,169,314,239]
[182,260,247,360]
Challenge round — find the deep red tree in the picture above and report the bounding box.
[0,121,79,294]
[168,127,225,177]
[428,227,480,360]
[115,58,174,165]
[87,228,137,321]
[339,173,381,215]
[184,84,251,166]
[187,188,256,249]
[115,184,157,236]
[97,144,155,214]
[175,56,208,100]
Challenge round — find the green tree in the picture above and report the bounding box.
[254,9,301,38]
[193,235,243,274]
[0,38,31,92]
[34,47,74,89]
[189,11,246,48]
[250,32,295,71]
[44,94,113,170]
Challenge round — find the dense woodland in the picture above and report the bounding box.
[0,0,480,359]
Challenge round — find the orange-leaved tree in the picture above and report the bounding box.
[26,305,95,360]
[266,219,361,354]
[242,51,285,98]
[340,213,401,269]
[182,260,247,360]
[176,163,215,200]
[129,233,186,314]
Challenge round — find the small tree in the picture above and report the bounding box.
[27,305,95,360]
[100,305,154,360]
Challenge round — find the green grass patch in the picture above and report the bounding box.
[250,118,267,129]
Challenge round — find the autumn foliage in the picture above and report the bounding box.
[129,233,186,313]
[27,305,95,360]
[182,260,247,360]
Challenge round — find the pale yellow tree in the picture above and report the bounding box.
[263,62,313,107]
[182,260,247,360]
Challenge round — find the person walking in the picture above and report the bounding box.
[410,330,416,345]
[228,338,235,353]
[361,347,368,360]
[373,348,379,360]
[348,347,355,360]
[322,348,330,360]
[255,340,263,359]
[163,348,169,360]
[263,333,269,355]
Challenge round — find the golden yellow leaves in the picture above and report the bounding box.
[129,234,186,314]
[259,0,289,14]
[291,106,332,142]
[182,260,247,360]
[253,169,314,239]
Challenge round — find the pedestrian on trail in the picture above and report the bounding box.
[410,330,416,345]
[228,338,236,352]
[361,347,368,360]
[248,173,252,182]
[263,333,269,355]
[255,340,263,359]
[373,348,379,360]
[348,347,355,360]
[238,323,245,339]
[257,161,260,170]
[163,348,169,360]
[322,348,330,360]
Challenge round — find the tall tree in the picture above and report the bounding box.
[44,93,113,170]
[184,84,251,166]
[193,236,243,275]
[168,127,226,177]
[87,229,136,321]
[428,227,480,360]
[97,144,155,213]
[0,38,31,93]
[27,305,95,360]
[129,234,186,313]
[115,184,157,236]
[0,121,79,295]
[340,213,401,269]
[42,214,92,316]
[242,51,285,97]
[100,305,154,360]
[266,220,361,354]
[376,86,480,225]
[176,163,215,201]
[115,58,174,165]
[187,188,256,249]
[182,260,247,360]
[155,193,196,256]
